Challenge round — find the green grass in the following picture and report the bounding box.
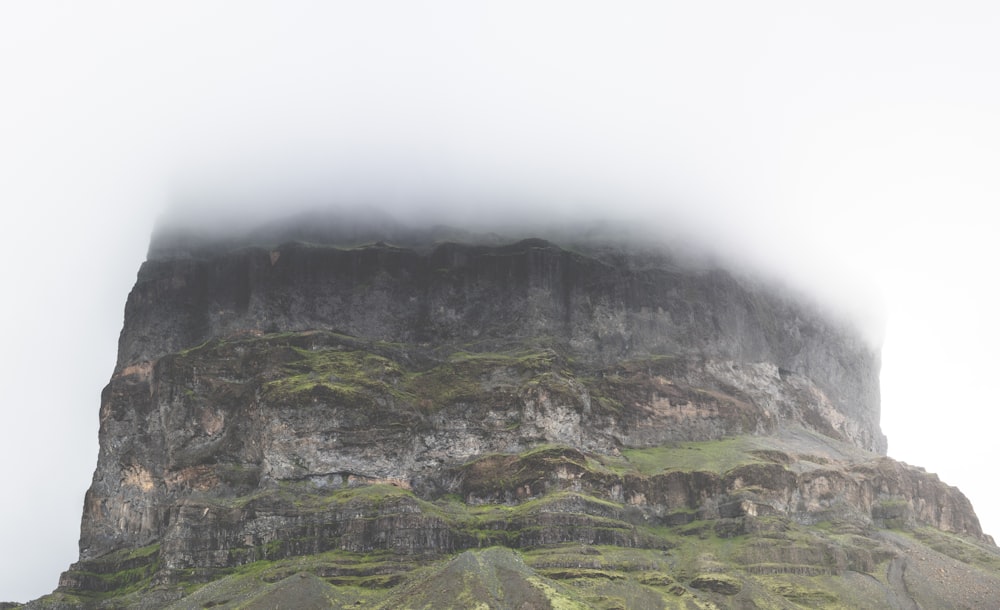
[622,437,767,475]
[404,348,565,411]
[85,331,1000,607]
[905,526,1000,571]
[264,346,409,403]
[246,332,571,415]
[56,543,162,601]
[64,481,1000,610]
[166,549,404,608]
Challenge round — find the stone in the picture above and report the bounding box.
[25,213,1000,609]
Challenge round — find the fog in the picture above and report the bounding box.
[163,151,886,349]
[3,1,1000,602]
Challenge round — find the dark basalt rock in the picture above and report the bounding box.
[119,233,884,450]
[28,215,1000,609]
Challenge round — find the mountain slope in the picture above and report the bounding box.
[20,218,999,608]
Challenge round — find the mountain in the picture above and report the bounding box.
[19,212,1000,608]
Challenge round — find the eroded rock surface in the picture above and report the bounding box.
[28,218,1000,609]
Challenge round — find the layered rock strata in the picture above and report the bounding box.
[30,220,999,609]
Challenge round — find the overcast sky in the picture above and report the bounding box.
[3,1,1000,602]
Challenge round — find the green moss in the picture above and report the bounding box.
[251,335,571,416]
[445,348,557,368]
[60,543,162,601]
[404,348,562,411]
[905,527,1000,571]
[175,338,214,357]
[580,355,683,414]
[66,498,963,610]
[623,437,766,475]
[108,542,161,562]
[329,482,410,501]
[689,572,742,595]
[264,346,409,404]
[525,576,591,609]
[403,362,482,408]
[167,549,404,608]
[89,332,997,607]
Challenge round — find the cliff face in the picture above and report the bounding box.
[32,219,1000,609]
[117,236,885,447]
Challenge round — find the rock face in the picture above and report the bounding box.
[31,215,1000,609]
[119,230,885,444]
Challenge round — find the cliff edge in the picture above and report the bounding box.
[26,214,1000,609]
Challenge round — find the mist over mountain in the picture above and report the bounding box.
[5,2,1000,604]
[156,178,888,349]
[13,210,1000,608]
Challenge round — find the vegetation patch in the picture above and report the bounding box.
[688,573,742,595]
[765,579,840,605]
[250,333,575,416]
[264,346,408,405]
[906,527,1000,572]
[57,543,161,600]
[623,437,766,475]
[455,445,597,499]
[405,348,566,411]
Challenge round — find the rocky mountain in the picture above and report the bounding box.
[19,212,1000,608]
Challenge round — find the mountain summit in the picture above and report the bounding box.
[23,213,1000,608]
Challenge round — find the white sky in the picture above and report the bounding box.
[3,1,1000,602]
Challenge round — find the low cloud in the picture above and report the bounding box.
[10,2,1000,600]
[162,130,887,346]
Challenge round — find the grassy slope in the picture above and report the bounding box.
[34,332,1000,608]
[38,438,1000,609]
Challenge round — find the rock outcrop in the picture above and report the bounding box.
[26,214,1000,609]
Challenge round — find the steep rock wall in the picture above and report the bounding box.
[116,238,884,452]
[40,223,1000,609]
